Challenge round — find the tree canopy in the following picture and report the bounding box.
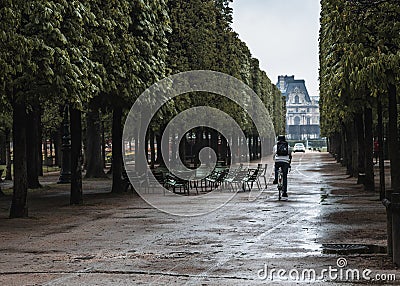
[0,0,285,217]
[320,0,400,192]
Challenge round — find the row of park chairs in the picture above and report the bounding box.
[205,163,268,192]
[123,163,268,195]
[123,169,191,195]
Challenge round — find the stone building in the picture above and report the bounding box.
[277,75,320,140]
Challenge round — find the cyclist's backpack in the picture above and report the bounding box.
[277,141,289,156]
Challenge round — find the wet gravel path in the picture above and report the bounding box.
[0,152,398,285]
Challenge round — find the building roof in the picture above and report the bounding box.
[277,75,311,103]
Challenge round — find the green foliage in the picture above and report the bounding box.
[88,0,169,108]
[41,101,62,135]
[164,0,284,135]
[0,1,102,109]
[319,0,400,136]
[0,0,283,143]
[0,0,170,109]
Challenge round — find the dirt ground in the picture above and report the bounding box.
[0,152,399,285]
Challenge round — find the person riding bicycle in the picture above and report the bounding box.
[272,135,292,200]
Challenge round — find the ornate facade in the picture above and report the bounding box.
[277,75,320,140]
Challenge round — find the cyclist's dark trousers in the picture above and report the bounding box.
[274,162,290,193]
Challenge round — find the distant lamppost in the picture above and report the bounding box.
[57,105,71,184]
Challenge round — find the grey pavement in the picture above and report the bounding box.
[0,152,398,285]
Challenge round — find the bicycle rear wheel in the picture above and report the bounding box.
[277,168,283,200]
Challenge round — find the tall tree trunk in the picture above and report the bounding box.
[351,119,359,178]
[5,127,12,180]
[111,106,123,193]
[10,102,28,218]
[70,107,83,204]
[156,133,162,165]
[253,135,258,160]
[136,114,148,175]
[220,135,227,164]
[344,124,352,174]
[327,137,332,154]
[232,132,238,164]
[38,111,43,176]
[341,124,347,167]
[171,130,178,164]
[70,108,83,205]
[134,135,139,166]
[227,135,232,165]
[377,96,385,200]
[194,128,202,165]
[343,121,356,176]
[387,83,400,192]
[178,132,185,166]
[162,127,170,167]
[247,135,252,161]
[363,107,374,191]
[336,132,342,163]
[255,135,259,159]
[210,129,218,160]
[145,131,149,164]
[26,108,41,189]
[0,131,6,164]
[150,129,155,169]
[330,132,341,162]
[355,111,365,184]
[85,103,106,178]
[239,135,244,163]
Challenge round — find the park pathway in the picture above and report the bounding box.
[0,152,398,285]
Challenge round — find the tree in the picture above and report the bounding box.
[320,0,400,192]
[1,0,32,217]
[88,0,170,191]
[1,0,101,215]
[164,0,284,164]
[0,109,12,180]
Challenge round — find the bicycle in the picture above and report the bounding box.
[277,167,283,200]
[277,166,290,201]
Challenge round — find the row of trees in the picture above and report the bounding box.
[0,0,285,218]
[319,0,400,196]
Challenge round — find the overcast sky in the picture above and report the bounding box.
[231,0,321,98]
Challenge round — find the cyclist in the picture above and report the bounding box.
[272,135,292,200]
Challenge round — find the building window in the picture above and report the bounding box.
[294,95,299,104]
[307,117,311,125]
[294,116,301,125]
